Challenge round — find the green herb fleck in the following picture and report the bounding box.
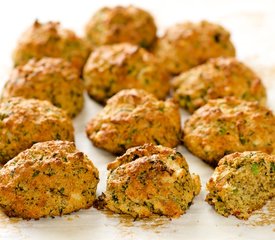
[270,162,275,173]
[143,78,150,85]
[168,154,175,161]
[32,170,40,177]
[179,95,192,109]
[112,193,119,203]
[251,163,259,175]
[239,135,247,145]
[58,187,65,196]
[137,171,147,185]
[218,126,227,135]
[158,106,165,112]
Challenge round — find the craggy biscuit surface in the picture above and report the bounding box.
[0,97,74,164]
[172,57,266,112]
[206,151,274,219]
[83,43,170,103]
[99,144,200,218]
[153,21,235,74]
[13,20,90,72]
[183,97,275,166]
[86,89,181,154]
[2,57,84,118]
[85,5,156,48]
[0,141,99,219]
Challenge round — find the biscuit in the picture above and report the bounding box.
[85,5,156,48]
[0,97,74,164]
[97,144,200,218]
[0,141,99,219]
[2,57,84,118]
[12,20,90,73]
[153,21,235,74]
[206,151,274,219]
[183,97,275,166]
[172,57,266,112]
[86,89,181,154]
[83,43,170,103]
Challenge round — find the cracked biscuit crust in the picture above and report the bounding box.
[183,97,275,166]
[0,141,99,219]
[86,89,181,154]
[100,144,200,218]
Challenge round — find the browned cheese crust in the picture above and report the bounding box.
[0,141,99,219]
[206,151,274,219]
[153,21,236,74]
[12,20,90,73]
[183,97,275,166]
[172,57,266,113]
[86,89,181,154]
[83,43,170,103]
[0,97,74,164]
[85,5,157,48]
[100,144,200,218]
[2,57,84,118]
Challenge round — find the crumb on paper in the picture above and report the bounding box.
[246,199,275,227]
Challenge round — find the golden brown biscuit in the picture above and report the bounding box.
[86,89,181,154]
[0,97,74,164]
[96,144,200,218]
[2,57,84,118]
[83,43,170,103]
[206,151,274,219]
[153,21,236,74]
[183,97,275,166]
[0,141,99,219]
[85,5,157,48]
[12,20,90,73]
[172,57,266,113]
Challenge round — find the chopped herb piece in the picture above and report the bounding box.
[251,163,259,175]
[219,126,227,135]
[112,193,119,203]
[32,170,40,177]
[158,106,165,112]
[239,136,246,145]
[270,162,275,173]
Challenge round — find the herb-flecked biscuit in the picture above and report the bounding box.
[2,58,84,118]
[86,89,181,154]
[172,57,266,113]
[85,5,157,48]
[206,151,274,219]
[83,43,170,103]
[183,98,275,166]
[12,20,90,73]
[97,144,200,218]
[0,97,74,164]
[153,21,236,74]
[0,141,99,219]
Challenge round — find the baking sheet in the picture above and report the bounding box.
[0,0,274,239]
